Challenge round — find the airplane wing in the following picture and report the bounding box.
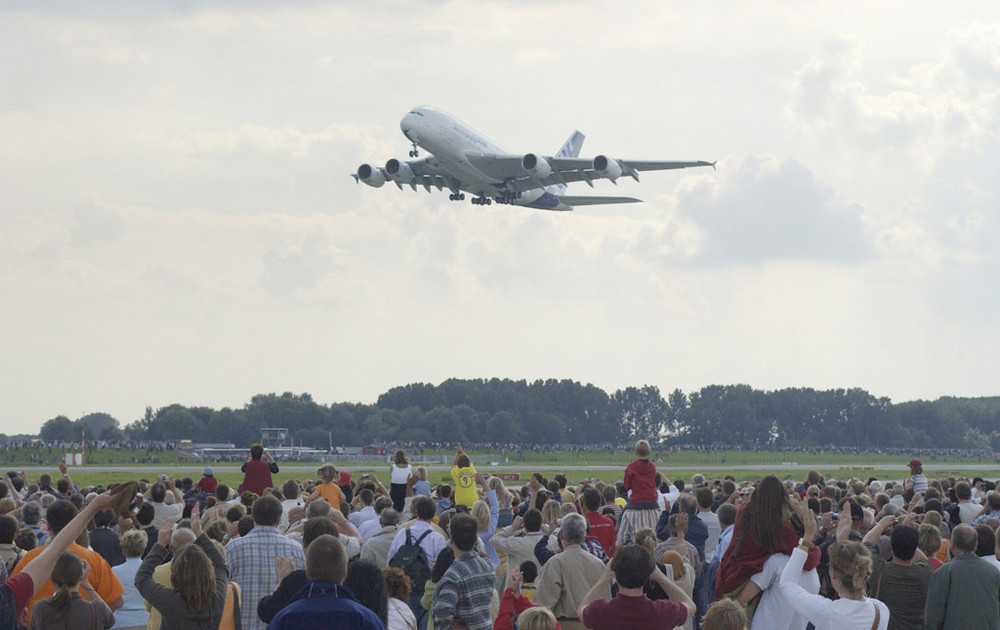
[463,152,714,192]
[559,195,641,206]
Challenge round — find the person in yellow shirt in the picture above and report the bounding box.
[450,444,478,509]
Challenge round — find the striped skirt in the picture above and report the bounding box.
[617,506,660,547]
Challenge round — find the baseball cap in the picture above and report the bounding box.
[338,471,351,485]
[909,459,921,468]
[203,467,214,476]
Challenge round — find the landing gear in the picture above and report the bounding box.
[496,191,522,205]
[471,196,492,206]
[409,143,419,158]
[448,193,466,201]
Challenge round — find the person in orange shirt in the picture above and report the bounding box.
[307,465,347,511]
[10,499,125,624]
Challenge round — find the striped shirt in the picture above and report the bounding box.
[432,551,495,630]
[226,525,306,630]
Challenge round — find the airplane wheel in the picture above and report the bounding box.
[459,194,465,200]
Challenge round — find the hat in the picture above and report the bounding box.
[909,459,921,468]
[203,467,214,476]
[338,471,351,485]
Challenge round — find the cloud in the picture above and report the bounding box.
[71,200,127,247]
[630,155,872,267]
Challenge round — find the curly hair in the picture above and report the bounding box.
[827,540,872,594]
[382,566,411,601]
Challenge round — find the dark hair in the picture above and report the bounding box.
[582,488,602,513]
[924,498,943,515]
[956,482,972,501]
[450,514,478,553]
[739,475,792,554]
[359,488,374,505]
[413,496,436,521]
[456,454,471,468]
[14,528,36,551]
[976,524,996,557]
[226,506,244,523]
[430,546,455,583]
[93,508,116,528]
[56,478,70,495]
[519,560,538,583]
[523,508,543,533]
[438,484,451,499]
[611,545,654,589]
[150,483,166,503]
[0,515,17,544]
[695,488,714,509]
[215,484,230,501]
[250,444,264,460]
[21,502,41,525]
[807,497,821,513]
[252,496,282,527]
[47,551,84,616]
[302,517,339,549]
[282,479,299,500]
[237,515,255,537]
[554,474,568,489]
[374,496,393,514]
[344,561,388,626]
[890,524,919,561]
[136,503,155,527]
[45,500,78,535]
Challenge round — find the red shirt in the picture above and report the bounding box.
[582,593,688,630]
[241,459,276,496]
[623,459,658,504]
[196,476,218,493]
[585,511,617,558]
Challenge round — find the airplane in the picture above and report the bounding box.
[352,106,715,212]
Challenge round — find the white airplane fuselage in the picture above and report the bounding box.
[400,106,557,209]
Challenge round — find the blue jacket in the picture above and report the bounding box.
[266,581,385,630]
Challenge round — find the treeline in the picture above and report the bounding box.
[30,379,1000,450]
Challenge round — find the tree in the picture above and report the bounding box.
[609,386,669,443]
[40,416,78,443]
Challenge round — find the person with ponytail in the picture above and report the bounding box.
[135,504,230,629]
[29,551,115,629]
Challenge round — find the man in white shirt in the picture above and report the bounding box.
[144,478,184,529]
[695,487,721,558]
[279,479,303,532]
[349,488,378,528]
[358,496,394,543]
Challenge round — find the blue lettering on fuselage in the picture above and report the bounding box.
[451,124,488,150]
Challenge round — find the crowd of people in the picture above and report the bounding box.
[1,443,999,629]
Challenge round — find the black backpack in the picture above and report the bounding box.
[389,529,432,596]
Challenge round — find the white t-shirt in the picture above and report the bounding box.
[780,547,889,630]
[391,464,411,485]
[700,510,721,557]
[750,553,819,630]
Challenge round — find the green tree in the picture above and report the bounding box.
[40,416,78,443]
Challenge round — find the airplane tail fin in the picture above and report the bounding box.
[549,131,585,195]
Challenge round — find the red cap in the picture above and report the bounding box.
[909,459,921,468]
[338,471,351,485]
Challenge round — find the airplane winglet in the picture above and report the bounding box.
[351,174,359,183]
[711,161,717,171]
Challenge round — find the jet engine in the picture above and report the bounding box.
[521,153,552,179]
[593,155,623,181]
[356,164,386,187]
[384,159,415,184]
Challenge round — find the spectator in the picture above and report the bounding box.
[110,529,148,630]
[581,488,616,559]
[278,479,303,533]
[390,450,412,513]
[493,508,545,585]
[489,477,514,528]
[265,535,383,629]
[862,516,931,630]
[225,496,305,630]
[618,440,660,548]
[472,474,500,568]
[494,565,557,630]
[384,566,418,630]
[195,467,217,495]
[917,524,944,571]
[306,465,347,512]
[432,513,495,630]
[907,460,927,494]
[361,508,401,569]
[924,523,1000,628]
[144,478,184,529]
[359,496,395,543]
[21,502,49,546]
[778,505,888,630]
[142,526,196,630]
[240,444,278,496]
[451,444,478,509]
[971,491,1000,526]
[705,502,737,602]
[536,513,607,629]
[344,560,389,626]
[28,551,116,629]
[436,485,453,516]
[422,547,455,630]
[0,514,24,574]
[256,517,339,624]
[89,508,125,568]
[697,487,722,557]
[388,495,449,626]
[702,598,748,630]
[412,467,432,497]
[10,499,124,625]
[578,545,694,630]
[717,475,820,598]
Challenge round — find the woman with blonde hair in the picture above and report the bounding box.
[135,505,231,630]
[111,529,150,629]
[306,464,347,511]
[488,476,514,528]
[778,504,888,629]
[540,500,562,535]
[390,450,411,512]
[29,551,115,629]
[472,473,500,567]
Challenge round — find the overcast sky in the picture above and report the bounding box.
[2,2,998,435]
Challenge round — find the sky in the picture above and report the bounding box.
[2,2,999,435]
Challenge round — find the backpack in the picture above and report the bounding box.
[389,529,432,596]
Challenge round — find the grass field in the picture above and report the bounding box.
[3,444,996,491]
